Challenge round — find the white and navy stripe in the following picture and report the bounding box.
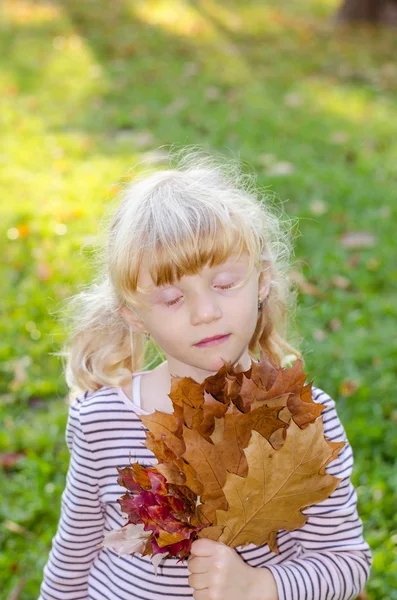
[39,381,372,600]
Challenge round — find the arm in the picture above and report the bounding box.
[39,393,105,600]
[264,388,372,600]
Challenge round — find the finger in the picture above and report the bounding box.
[193,588,210,600]
[188,573,209,591]
[187,556,211,574]
[190,538,222,557]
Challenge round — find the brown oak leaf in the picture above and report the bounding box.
[181,426,228,507]
[210,421,345,552]
[139,410,185,457]
[216,402,288,477]
[156,458,203,495]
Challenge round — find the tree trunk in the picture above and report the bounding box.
[336,0,397,24]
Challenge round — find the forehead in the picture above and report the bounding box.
[137,252,250,292]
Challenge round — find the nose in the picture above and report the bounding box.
[189,291,223,326]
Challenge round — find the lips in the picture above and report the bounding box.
[194,334,230,346]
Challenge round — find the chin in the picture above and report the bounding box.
[208,356,229,372]
[205,350,248,374]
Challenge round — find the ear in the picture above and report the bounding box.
[118,305,147,335]
[258,266,272,301]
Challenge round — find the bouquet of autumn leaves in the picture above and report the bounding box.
[102,351,345,570]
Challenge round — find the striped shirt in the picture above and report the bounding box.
[39,371,372,600]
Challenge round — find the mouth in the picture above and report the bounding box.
[194,334,231,347]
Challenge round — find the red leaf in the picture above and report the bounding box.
[0,452,25,470]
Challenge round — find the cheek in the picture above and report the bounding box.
[151,319,182,347]
[232,290,258,319]
[232,295,260,338]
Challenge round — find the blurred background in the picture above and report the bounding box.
[1,1,396,598]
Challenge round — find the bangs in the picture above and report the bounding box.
[132,220,259,298]
[113,167,265,307]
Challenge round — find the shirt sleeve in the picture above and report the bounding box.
[39,394,105,600]
[265,387,373,600]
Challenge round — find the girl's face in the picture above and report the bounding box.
[123,252,271,382]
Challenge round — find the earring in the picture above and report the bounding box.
[258,296,262,309]
[144,331,151,341]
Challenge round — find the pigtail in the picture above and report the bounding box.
[250,281,301,368]
[54,276,146,401]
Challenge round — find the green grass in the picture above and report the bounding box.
[1,0,396,598]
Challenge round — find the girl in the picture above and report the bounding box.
[39,150,372,600]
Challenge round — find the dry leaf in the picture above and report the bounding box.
[182,426,228,507]
[116,465,203,560]
[36,262,52,281]
[339,379,359,397]
[150,552,168,575]
[111,353,345,561]
[330,131,350,144]
[164,97,187,116]
[214,422,344,551]
[266,162,296,176]
[196,391,229,440]
[205,87,220,100]
[0,452,25,470]
[156,458,203,495]
[6,577,26,600]
[219,403,287,475]
[101,523,150,555]
[356,591,370,600]
[141,353,325,515]
[331,275,351,289]
[284,92,303,107]
[340,232,376,249]
[313,329,327,342]
[309,199,328,215]
[4,520,26,534]
[139,410,185,457]
[145,431,176,463]
[289,270,327,298]
[114,130,154,148]
[249,357,324,428]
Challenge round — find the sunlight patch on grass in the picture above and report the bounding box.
[133,0,251,84]
[133,0,321,39]
[134,0,216,37]
[0,71,17,95]
[199,1,244,33]
[305,79,393,125]
[3,0,63,24]
[39,37,106,107]
[313,0,338,7]
[222,0,338,21]
[230,5,316,36]
[0,31,107,164]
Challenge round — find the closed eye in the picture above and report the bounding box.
[218,283,235,290]
[164,283,236,307]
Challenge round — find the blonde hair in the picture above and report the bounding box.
[55,147,301,399]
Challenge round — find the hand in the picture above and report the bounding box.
[188,539,279,600]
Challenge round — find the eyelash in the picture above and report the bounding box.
[164,283,236,307]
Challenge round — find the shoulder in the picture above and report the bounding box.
[70,385,127,415]
[311,384,337,410]
[311,384,346,438]
[67,386,143,442]
[311,384,353,478]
